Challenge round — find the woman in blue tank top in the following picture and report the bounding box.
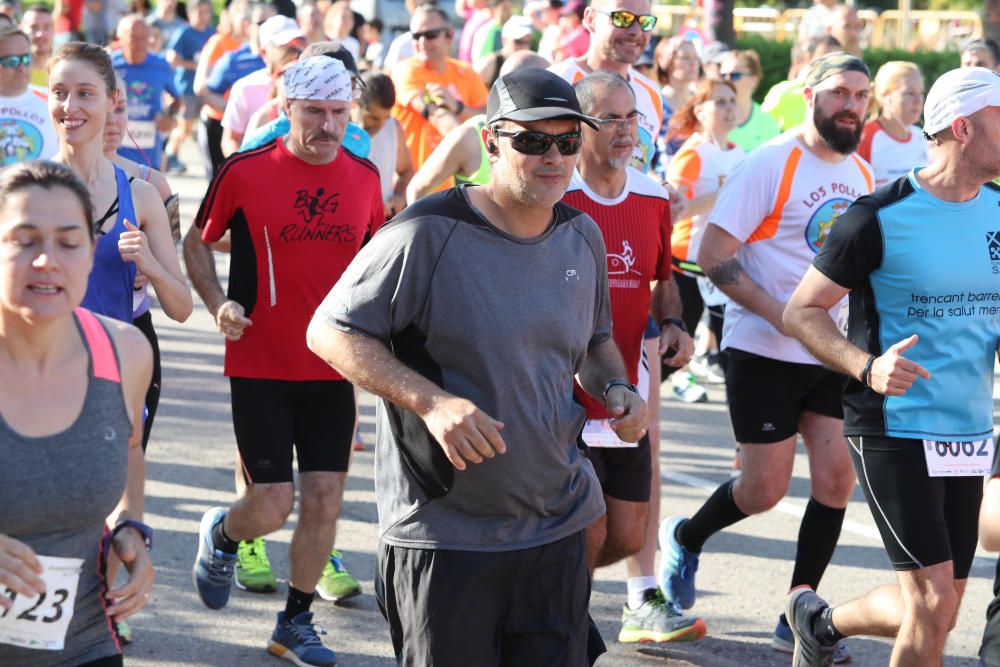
[47,43,192,327]
[0,161,154,667]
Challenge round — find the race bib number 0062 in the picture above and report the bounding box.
[922,438,994,477]
[0,555,82,651]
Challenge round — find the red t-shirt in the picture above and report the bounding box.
[563,168,672,419]
[196,138,384,381]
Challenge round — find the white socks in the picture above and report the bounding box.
[626,576,658,610]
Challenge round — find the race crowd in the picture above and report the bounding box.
[0,0,998,664]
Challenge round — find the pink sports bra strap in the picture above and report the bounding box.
[74,307,122,384]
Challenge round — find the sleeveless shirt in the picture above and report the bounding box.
[81,166,138,323]
[0,308,131,666]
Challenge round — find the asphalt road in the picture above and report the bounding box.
[122,146,996,666]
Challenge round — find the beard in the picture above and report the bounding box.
[815,106,863,155]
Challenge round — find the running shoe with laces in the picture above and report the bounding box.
[316,550,361,602]
[657,516,699,609]
[236,537,278,593]
[669,372,708,403]
[787,587,837,667]
[618,588,708,643]
[268,610,338,667]
[192,507,237,610]
[773,613,852,663]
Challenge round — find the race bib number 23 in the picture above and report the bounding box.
[0,555,82,651]
[922,438,994,477]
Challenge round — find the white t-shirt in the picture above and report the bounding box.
[0,88,58,166]
[222,68,273,134]
[709,132,874,364]
[548,58,663,174]
[369,117,399,201]
[383,32,414,76]
[858,119,929,190]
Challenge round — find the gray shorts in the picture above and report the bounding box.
[181,94,202,120]
[376,531,604,666]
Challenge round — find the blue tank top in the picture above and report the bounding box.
[80,166,138,323]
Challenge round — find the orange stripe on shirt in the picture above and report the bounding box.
[632,76,664,130]
[851,153,874,193]
[747,146,802,244]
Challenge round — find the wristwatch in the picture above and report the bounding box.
[660,317,688,333]
[602,379,639,404]
[113,520,154,551]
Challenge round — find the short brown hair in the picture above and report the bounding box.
[0,161,95,240]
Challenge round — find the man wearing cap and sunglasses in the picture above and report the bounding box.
[0,25,56,164]
[659,51,876,663]
[549,0,662,175]
[784,66,1000,667]
[307,66,647,666]
[183,55,383,667]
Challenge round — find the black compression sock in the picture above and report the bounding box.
[677,479,748,553]
[285,586,314,620]
[790,497,846,590]
[812,606,846,647]
[211,517,239,554]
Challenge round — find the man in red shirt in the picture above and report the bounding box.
[183,56,382,667]
[562,70,703,645]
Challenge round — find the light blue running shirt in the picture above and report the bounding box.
[239,116,371,158]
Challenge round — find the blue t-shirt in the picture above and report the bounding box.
[813,171,1000,442]
[239,115,371,158]
[206,43,264,95]
[111,51,178,168]
[167,24,215,96]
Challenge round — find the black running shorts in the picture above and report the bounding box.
[229,378,355,484]
[725,348,844,444]
[375,531,604,666]
[587,434,652,502]
[848,435,981,578]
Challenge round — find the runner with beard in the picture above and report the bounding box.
[657,53,873,661]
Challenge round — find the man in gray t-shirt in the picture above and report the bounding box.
[308,67,647,666]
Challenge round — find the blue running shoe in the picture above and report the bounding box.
[268,611,338,666]
[657,516,699,609]
[192,507,237,610]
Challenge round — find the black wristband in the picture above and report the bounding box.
[660,317,688,333]
[602,379,638,404]
[113,520,153,551]
[860,354,876,388]
[454,99,465,115]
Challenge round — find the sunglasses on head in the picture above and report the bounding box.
[721,70,751,82]
[594,9,657,32]
[0,53,31,68]
[412,27,448,41]
[493,129,582,155]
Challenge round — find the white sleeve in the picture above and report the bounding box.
[707,147,781,243]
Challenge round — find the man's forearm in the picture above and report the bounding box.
[182,228,227,316]
[577,337,629,401]
[705,257,785,331]
[306,322,450,417]
[784,304,868,380]
[650,278,682,323]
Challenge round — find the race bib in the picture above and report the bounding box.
[922,438,994,477]
[583,418,636,448]
[0,555,82,651]
[127,120,158,150]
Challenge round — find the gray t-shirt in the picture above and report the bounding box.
[317,185,611,551]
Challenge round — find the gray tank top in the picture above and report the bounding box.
[0,309,132,666]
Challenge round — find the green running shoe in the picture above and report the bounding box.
[618,589,707,644]
[235,537,277,594]
[316,549,361,602]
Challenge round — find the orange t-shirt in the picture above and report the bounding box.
[390,57,488,178]
[200,33,241,121]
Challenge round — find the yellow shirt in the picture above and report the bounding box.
[30,67,47,89]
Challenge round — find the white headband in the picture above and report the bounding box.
[283,56,353,102]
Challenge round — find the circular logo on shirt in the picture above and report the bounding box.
[0,119,43,165]
[804,197,851,253]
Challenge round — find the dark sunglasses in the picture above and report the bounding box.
[721,70,751,82]
[412,27,448,41]
[493,129,582,156]
[0,53,32,68]
[594,9,657,32]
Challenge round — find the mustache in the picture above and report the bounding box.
[832,110,861,124]
[309,132,340,142]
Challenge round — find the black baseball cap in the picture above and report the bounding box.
[487,67,599,129]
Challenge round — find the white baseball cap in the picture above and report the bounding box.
[923,67,1000,136]
[502,16,534,42]
[258,15,305,49]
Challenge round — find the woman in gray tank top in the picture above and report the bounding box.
[0,161,154,667]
